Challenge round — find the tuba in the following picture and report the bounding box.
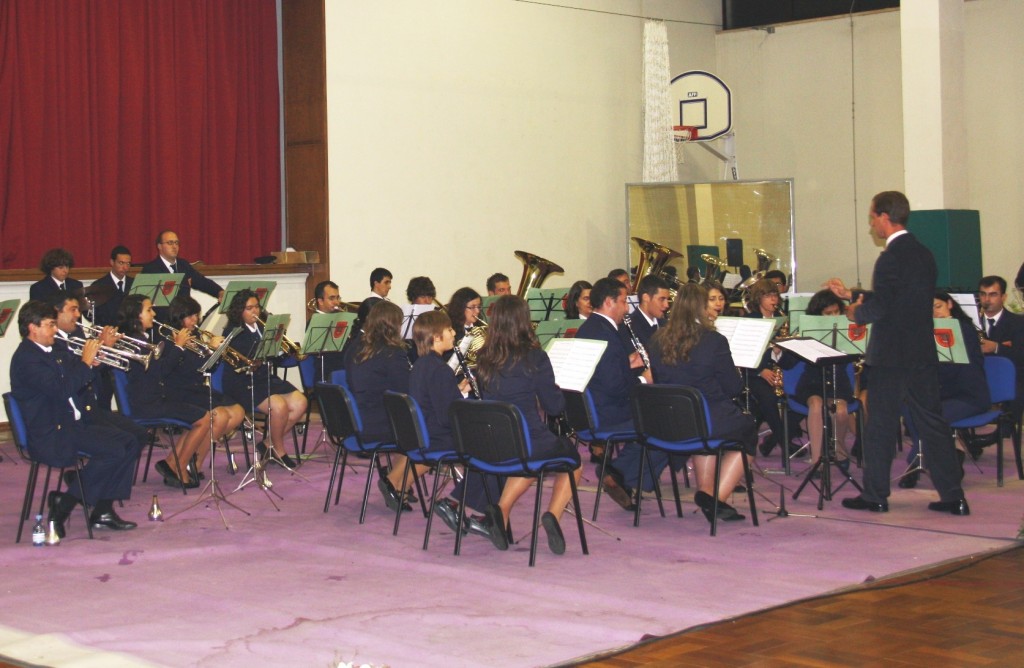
[631,237,684,292]
[514,250,564,298]
[699,254,729,285]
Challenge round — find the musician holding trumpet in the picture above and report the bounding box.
[11,301,142,536]
[117,295,214,488]
[221,289,307,469]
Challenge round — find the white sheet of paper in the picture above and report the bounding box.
[713,316,775,369]
[544,338,608,392]
[776,337,848,363]
[400,304,435,339]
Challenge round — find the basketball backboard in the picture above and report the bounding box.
[668,70,732,141]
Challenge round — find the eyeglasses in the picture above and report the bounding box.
[466,304,482,311]
[161,240,180,246]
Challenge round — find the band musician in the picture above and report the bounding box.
[140,230,224,320]
[10,301,141,537]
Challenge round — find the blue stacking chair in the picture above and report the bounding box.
[561,388,638,520]
[4,392,94,542]
[449,399,588,567]
[383,391,461,547]
[316,382,399,522]
[111,369,194,495]
[949,356,1019,487]
[630,384,759,537]
[329,369,348,389]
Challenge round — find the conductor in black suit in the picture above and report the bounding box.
[829,191,968,515]
[139,230,224,319]
[28,248,83,301]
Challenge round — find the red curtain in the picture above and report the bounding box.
[0,0,281,270]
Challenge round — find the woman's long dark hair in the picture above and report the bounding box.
[936,291,972,324]
[564,280,592,319]
[226,289,261,329]
[806,289,845,316]
[355,300,405,363]
[476,296,538,388]
[651,283,711,366]
[116,294,149,340]
[168,295,202,330]
[447,287,481,333]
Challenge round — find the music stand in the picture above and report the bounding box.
[776,338,863,509]
[399,304,433,340]
[129,273,184,308]
[233,316,293,507]
[219,281,277,314]
[524,287,568,322]
[534,319,584,348]
[166,328,250,527]
[301,312,357,456]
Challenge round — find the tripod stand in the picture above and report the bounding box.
[792,359,863,510]
[167,333,249,528]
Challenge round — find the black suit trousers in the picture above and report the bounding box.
[862,365,963,503]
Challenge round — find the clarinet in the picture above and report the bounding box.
[623,314,651,371]
[453,345,481,400]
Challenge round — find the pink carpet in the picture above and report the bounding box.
[0,428,1020,668]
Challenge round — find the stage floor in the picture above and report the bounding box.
[0,428,1020,668]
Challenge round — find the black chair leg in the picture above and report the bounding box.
[710,450,723,537]
[392,461,412,536]
[568,469,588,556]
[633,445,646,527]
[323,445,344,513]
[668,465,683,518]
[528,472,545,567]
[454,467,472,556]
[743,451,759,527]
[77,461,94,540]
[592,439,614,521]
[359,449,383,524]
[422,464,449,551]
[16,462,41,543]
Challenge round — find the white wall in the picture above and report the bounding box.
[324,0,721,301]
[716,10,904,292]
[716,1,1023,292]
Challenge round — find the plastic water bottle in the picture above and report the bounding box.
[32,514,45,546]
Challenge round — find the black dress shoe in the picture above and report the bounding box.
[758,434,778,457]
[156,460,199,489]
[62,469,79,489]
[927,498,970,516]
[432,498,465,534]
[483,504,508,551]
[601,473,637,512]
[47,491,73,539]
[541,512,565,555]
[90,510,138,531]
[842,495,889,512]
[694,491,744,522]
[276,454,298,469]
[465,514,491,538]
[377,478,412,512]
[898,469,920,489]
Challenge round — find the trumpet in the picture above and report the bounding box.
[81,323,164,360]
[305,297,360,314]
[255,315,306,361]
[66,336,156,371]
[153,319,218,359]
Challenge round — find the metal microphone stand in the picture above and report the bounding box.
[167,330,249,527]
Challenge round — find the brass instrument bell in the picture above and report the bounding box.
[514,250,564,298]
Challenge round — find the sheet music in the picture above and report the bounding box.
[711,316,775,369]
[400,304,434,339]
[544,338,607,392]
[776,338,848,363]
[951,293,981,330]
[722,273,742,289]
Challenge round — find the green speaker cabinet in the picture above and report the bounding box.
[907,209,981,292]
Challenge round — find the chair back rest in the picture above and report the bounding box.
[315,382,361,446]
[2,392,30,456]
[631,384,710,443]
[329,369,349,390]
[209,363,225,394]
[984,355,1016,404]
[449,399,530,465]
[111,369,134,417]
[298,355,318,392]
[561,389,595,433]
[782,360,806,397]
[384,391,430,454]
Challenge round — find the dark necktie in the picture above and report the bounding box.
[58,282,65,291]
[170,263,178,274]
[988,318,996,336]
[117,279,124,293]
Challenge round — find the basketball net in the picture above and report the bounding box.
[673,125,698,164]
[642,21,677,182]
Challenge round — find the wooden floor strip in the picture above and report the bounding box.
[572,545,1024,667]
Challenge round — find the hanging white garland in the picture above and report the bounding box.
[642,20,677,182]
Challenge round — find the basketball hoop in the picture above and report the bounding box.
[672,125,697,163]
